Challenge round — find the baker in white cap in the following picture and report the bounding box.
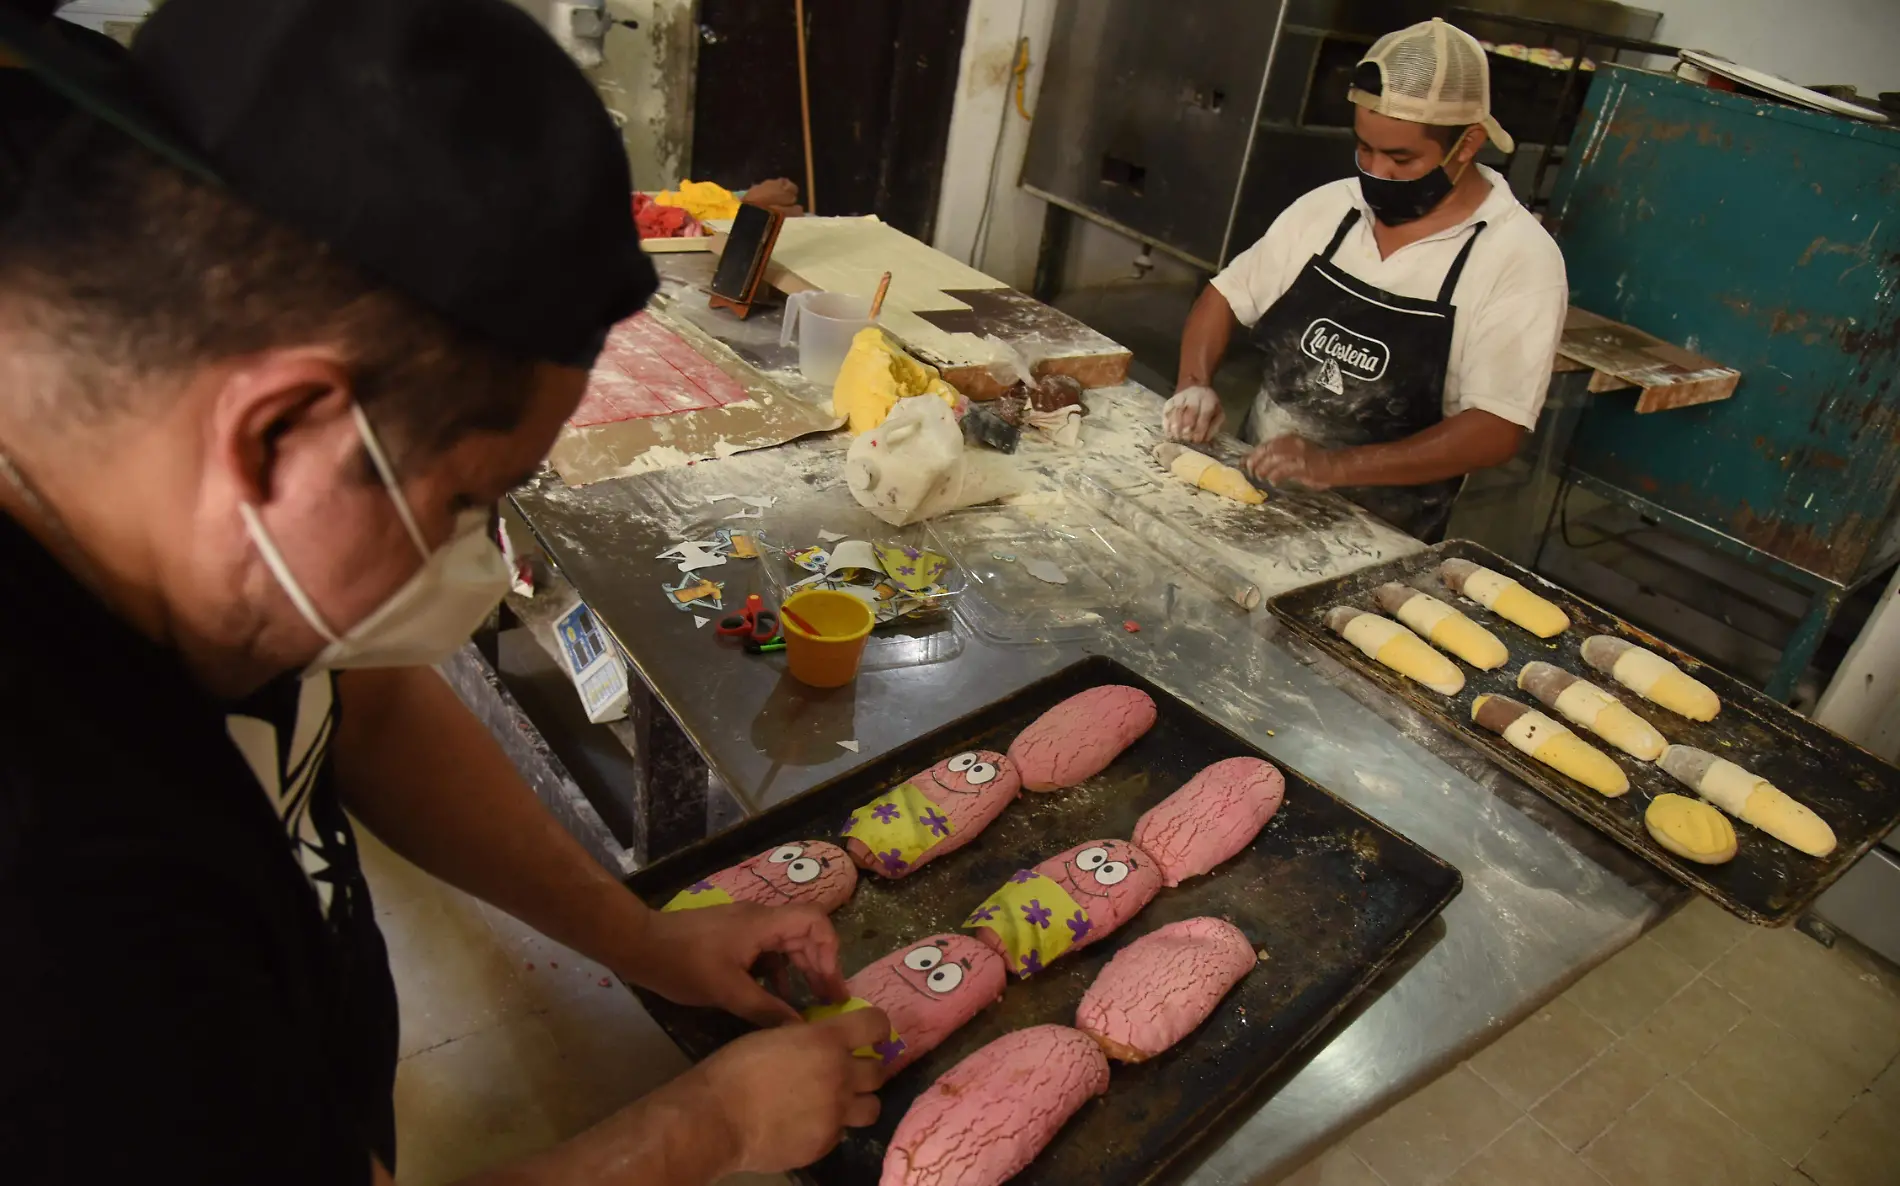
[1163,18,1568,541]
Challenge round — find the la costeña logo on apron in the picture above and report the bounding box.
[1302,318,1390,396]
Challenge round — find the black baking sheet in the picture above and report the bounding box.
[624,655,1461,1186]
[1267,539,1900,926]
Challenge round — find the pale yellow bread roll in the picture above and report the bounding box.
[1154,443,1265,505]
[1438,559,1570,638]
[1516,661,1667,762]
[1580,636,1721,722]
[1374,583,1509,670]
[1644,793,1738,864]
[1324,607,1463,695]
[1659,745,1835,857]
[1472,694,1629,797]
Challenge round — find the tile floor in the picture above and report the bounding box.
[366,828,1900,1186]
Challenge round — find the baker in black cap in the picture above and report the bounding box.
[0,1,887,1182]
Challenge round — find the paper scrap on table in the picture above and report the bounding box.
[669,545,727,574]
[663,573,724,612]
[824,539,881,576]
[724,508,763,520]
[706,494,737,504]
[873,542,948,593]
[694,615,710,628]
[1023,558,1069,585]
[838,740,860,753]
[739,494,777,509]
[817,528,846,542]
[657,540,721,559]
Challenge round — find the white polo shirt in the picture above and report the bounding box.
[1211,165,1568,431]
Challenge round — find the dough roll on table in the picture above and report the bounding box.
[1471,694,1630,797]
[1659,745,1836,857]
[1644,793,1738,864]
[1324,606,1464,695]
[1516,661,1667,761]
[1438,558,1570,638]
[1580,635,1722,722]
[1153,442,1265,505]
[1075,917,1255,1062]
[1373,582,1508,670]
[881,1024,1110,1186]
[1006,685,1157,792]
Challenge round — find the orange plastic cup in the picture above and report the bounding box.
[780,589,875,688]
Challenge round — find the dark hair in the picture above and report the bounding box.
[0,121,538,464]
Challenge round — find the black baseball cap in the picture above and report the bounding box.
[0,0,654,369]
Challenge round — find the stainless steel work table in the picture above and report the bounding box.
[500,261,1686,1182]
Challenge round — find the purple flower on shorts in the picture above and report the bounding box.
[1022,899,1053,929]
[966,903,1000,925]
[872,802,901,824]
[878,849,909,875]
[1018,951,1043,976]
[873,1037,907,1066]
[841,815,857,834]
[1009,868,1037,884]
[921,808,950,837]
[687,880,714,894]
[1066,911,1091,942]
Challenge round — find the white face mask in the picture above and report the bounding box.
[240,403,511,671]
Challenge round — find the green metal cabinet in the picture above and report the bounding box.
[1547,66,1900,699]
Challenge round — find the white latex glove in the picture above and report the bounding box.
[1162,385,1224,443]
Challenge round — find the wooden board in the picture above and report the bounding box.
[1558,306,1741,413]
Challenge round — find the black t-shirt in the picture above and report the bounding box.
[0,511,398,1183]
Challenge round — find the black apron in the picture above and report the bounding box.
[1247,208,1486,542]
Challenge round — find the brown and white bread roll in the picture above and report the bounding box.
[1579,636,1720,722]
[1154,443,1265,505]
[1439,558,1570,638]
[1324,606,1464,695]
[1374,583,1509,670]
[1471,694,1629,797]
[1658,745,1835,857]
[1516,661,1667,761]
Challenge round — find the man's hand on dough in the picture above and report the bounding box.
[688,1005,890,1174]
[1162,385,1224,443]
[630,902,847,1026]
[1245,434,1339,489]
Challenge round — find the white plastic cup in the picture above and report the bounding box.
[780,291,874,386]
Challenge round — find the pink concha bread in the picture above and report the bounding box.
[1076,917,1255,1062]
[847,934,1008,1074]
[1132,757,1287,887]
[1008,685,1158,792]
[842,750,1022,878]
[661,841,858,914]
[881,1025,1110,1186]
[966,838,1164,978]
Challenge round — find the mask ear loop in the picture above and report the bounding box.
[1446,126,1477,185]
[239,502,343,645]
[351,403,430,559]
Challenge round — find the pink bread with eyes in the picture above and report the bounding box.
[881,1024,1110,1186]
[1075,917,1255,1062]
[843,751,1022,879]
[705,841,858,912]
[1007,685,1157,791]
[849,934,1008,1075]
[1132,757,1286,887]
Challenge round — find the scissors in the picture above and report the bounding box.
[716,593,783,652]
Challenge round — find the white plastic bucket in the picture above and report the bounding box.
[780,291,874,386]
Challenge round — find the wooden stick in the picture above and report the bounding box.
[793,0,817,215]
[869,271,892,319]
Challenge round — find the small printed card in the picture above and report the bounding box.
[554,600,630,723]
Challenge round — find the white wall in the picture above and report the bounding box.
[1651,0,1899,96]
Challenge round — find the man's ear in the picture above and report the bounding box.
[205,347,360,506]
[1455,125,1488,166]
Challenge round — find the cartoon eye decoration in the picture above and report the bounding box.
[1075,846,1110,872]
[768,844,805,864]
[1094,861,1130,886]
[926,963,965,994]
[947,752,979,772]
[903,945,945,971]
[965,761,998,785]
[786,858,822,884]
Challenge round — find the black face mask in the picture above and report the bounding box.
[1357,157,1465,227]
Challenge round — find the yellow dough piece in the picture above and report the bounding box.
[1160,446,1266,504]
[1326,607,1464,694]
[1441,560,1571,638]
[1376,584,1508,669]
[652,178,742,221]
[1645,794,1738,864]
[831,327,961,434]
[1659,746,1835,857]
[1517,662,1668,761]
[1473,694,1630,796]
[1581,636,1721,722]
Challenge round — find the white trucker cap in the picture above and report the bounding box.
[1349,18,1515,154]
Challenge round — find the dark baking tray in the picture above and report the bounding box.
[624,655,1461,1186]
[1268,539,1900,926]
